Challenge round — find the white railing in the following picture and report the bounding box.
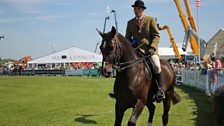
[176,69,224,95]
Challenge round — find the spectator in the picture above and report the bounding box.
[189,62,196,70]
[206,55,223,96]
[211,57,223,70]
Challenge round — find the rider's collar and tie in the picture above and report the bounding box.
[135,15,143,20]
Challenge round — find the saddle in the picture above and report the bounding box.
[136,50,154,80]
[136,50,160,101]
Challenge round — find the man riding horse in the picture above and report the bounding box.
[110,0,165,102]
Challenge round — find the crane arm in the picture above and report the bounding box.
[184,0,197,32]
[159,25,182,60]
[184,27,207,58]
[174,0,199,55]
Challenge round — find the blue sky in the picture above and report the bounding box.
[0,0,223,59]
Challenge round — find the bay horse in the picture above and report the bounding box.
[97,26,180,126]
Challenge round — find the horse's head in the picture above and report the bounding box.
[97,26,120,64]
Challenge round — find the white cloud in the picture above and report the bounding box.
[0,0,49,14]
[0,15,71,24]
[0,0,77,14]
[36,15,71,23]
[0,0,49,6]
[0,0,78,7]
[0,17,32,23]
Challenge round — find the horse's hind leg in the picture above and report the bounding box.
[146,102,155,126]
[128,99,145,126]
[114,101,126,126]
[162,93,172,126]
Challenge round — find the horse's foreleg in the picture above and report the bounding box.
[114,101,125,126]
[146,102,155,126]
[162,93,172,126]
[128,99,145,126]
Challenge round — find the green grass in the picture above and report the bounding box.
[0,76,216,126]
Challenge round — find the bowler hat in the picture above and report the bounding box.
[132,0,146,9]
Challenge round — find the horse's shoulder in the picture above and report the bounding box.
[160,59,168,65]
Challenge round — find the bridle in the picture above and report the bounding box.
[101,35,152,77]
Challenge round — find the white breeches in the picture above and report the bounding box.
[150,54,161,74]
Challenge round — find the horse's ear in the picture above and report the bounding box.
[110,26,116,37]
[96,28,104,38]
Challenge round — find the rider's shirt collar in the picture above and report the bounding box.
[135,15,143,20]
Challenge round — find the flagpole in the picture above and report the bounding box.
[196,2,200,62]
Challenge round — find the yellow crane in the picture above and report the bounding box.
[183,0,207,59]
[174,0,199,55]
[159,25,182,60]
[184,0,197,32]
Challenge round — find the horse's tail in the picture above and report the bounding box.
[172,90,181,105]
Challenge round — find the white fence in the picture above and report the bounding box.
[176,70,224,94]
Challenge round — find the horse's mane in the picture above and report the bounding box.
[116,33,136,56]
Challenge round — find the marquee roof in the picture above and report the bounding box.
[28,46,103,64]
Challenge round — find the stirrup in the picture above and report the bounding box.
[155,90,165,103]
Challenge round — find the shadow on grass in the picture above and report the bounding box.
[74,114,98,124]
[176,84,217,126]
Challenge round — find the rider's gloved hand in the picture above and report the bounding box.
[146,47,156,55]
[130,38,138,48]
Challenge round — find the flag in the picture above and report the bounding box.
[213,42,218,56]
[196,0,200,8]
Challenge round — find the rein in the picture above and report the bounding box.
[112,55,151,72]
[134,42,145,51]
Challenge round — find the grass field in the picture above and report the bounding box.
[0,76,216,126]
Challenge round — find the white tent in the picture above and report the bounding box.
[159,47,188,60]
[28,46,102,65]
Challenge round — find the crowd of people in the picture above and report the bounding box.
[22,62,100,71]
[172,53,223,72]
[0,62,102,76]
[172,53,224,97]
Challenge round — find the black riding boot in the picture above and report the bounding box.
[155,72,165,102]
